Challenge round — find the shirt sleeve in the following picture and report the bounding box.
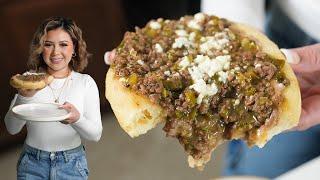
[201,0,265,30]
[71,76,103,142]
[4,94,35,135]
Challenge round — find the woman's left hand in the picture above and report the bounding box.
[104,49,115,65]
[282,43,320,131]
[59,102,80,124]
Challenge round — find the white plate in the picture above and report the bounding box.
[12,103,70,122]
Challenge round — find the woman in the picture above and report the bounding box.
[4,17,102,180]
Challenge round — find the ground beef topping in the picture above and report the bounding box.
[18,72,47,81]
[112,13,289,160]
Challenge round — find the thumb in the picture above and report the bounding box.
[281,43,320,73]
[104,51,111,65]
[104,49,116,65]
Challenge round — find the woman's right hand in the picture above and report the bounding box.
[18,88,39,97]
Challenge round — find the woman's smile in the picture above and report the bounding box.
[50,57,64,64]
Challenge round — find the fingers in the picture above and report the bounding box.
[19,88,36,92]
[280,49,300,64]
[59,102,73,112]
[104,49,116,65]
[59,102,80,124]
[281,43,320,73]
[18,88,38,97]
[294,95,320,131]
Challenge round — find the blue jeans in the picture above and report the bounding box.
[17,144,89,180]
[223,0,319,178]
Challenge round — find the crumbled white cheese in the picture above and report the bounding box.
[189,55,231,80]
[155,43,163,53]
[137,60,144,65]
[187,20,202,30]
[164,71,171,76]
[175,29,188,37]
[208,20,214,25]
[243,65,248,69]
[194,54,210,64]
[276,83,285,91]
[164,20,170,24]
[119,77,126,82]
[203,98,209,104]
[179,56,190,69]
[224,61,231,70]
[22,71,45,76]
[189,79,218,104]
[189,32,196,41]
[218,71,228,83]
[234,67,240,71]
[222,49,229,54]
[188,66,203,81]
[199,33,230,55]
[215,32,229,39]
[234,99,240,106]
[129,48,135,55]
[217,38,229,46]
[194,94,203,105]
[216,55,231,68]
[172,37,192,49]
[149,21,161,29]
[173,72,180,77]
[185,54,232,104]
[194,13,205,22]
[255,63,262,68]
[197,58,222,77]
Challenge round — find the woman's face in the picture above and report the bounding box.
[42,28,74,76]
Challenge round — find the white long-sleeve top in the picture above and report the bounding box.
[4,71,103,151]
[201,0,320,41]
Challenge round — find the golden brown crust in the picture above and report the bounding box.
[105,68,167,138]
[229,23,301,147]
[10,73,54,90]
[105,21,301,168]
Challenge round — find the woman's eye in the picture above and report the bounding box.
[44,43,52,47]
[60,43,68,47]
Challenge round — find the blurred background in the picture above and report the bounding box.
[0,0,226,179]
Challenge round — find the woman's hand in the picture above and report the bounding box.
[104,49,115,65]
[60,102,80,124]
[18,88,39,97]
[281,43,320,131]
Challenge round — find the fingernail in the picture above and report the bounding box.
[104,52,110,65]
[280,49,300,64]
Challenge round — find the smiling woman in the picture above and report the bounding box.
[4,17,102,180]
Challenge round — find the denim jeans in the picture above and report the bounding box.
[17,144,89,180]
[223,0,319,178]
